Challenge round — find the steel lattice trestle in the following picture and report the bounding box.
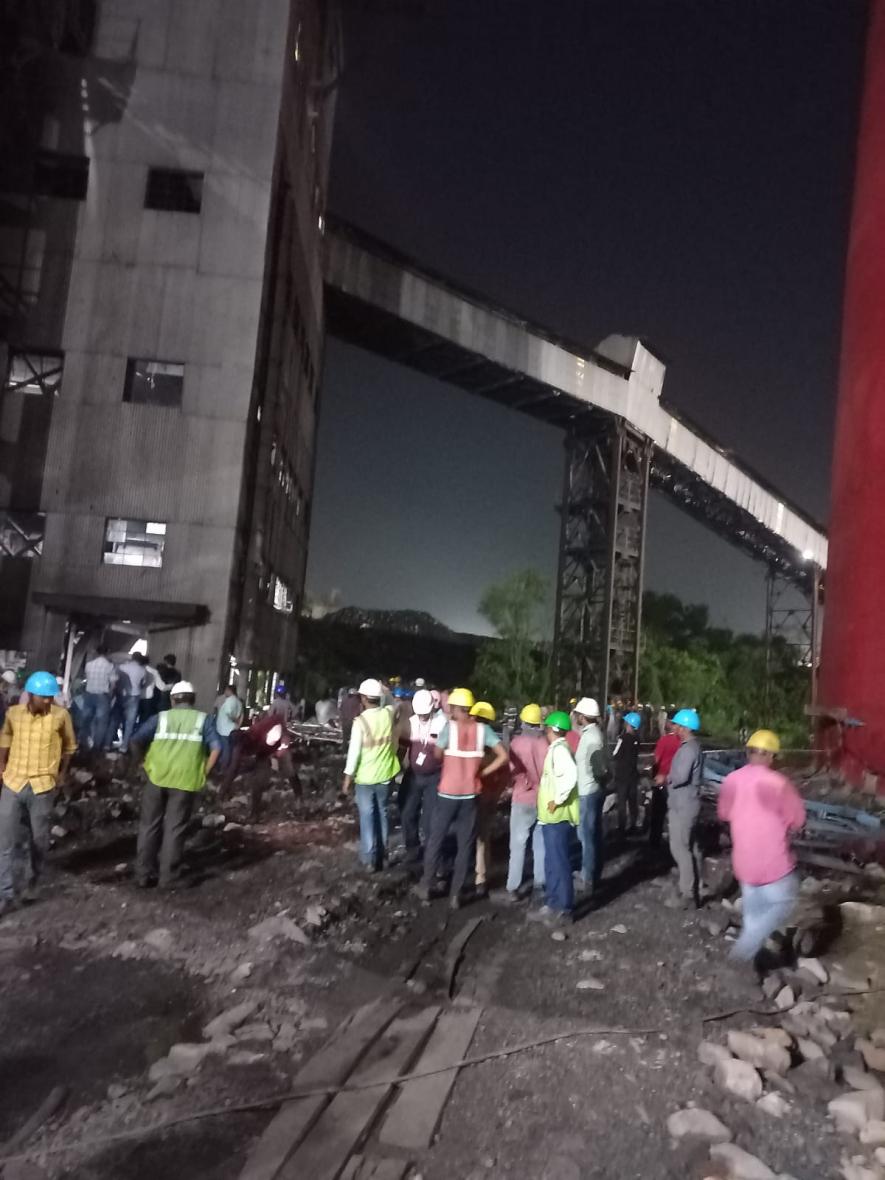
[553,414,651,705]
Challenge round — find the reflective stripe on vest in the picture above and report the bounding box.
[353,707,400,785]
[144,707,208,794]
[438,719,485,797]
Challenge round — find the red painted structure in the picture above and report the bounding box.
[819,0,885,788]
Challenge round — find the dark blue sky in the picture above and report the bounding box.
[307,0,867,637]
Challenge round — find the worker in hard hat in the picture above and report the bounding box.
[529,711,579,925]
[717,730,806,966]
[505,703,548,900]
[666,708,705,908]
[415,688,508,910]
[649,713,680,850]
[573,697,607,892]
[342,678,400,872]
[469,701,510,898]
[130,681,222,889]
[399,688,445,869]
[0,671,77,914]
[612,710,642,837]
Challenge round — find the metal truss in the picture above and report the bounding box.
[553,415,650,705]
[764,565,823,710]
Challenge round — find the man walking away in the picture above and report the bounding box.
[650,716,680,850]
[667,708,705,908]
[416,687,507,910]
[155,653,179,711]
[0,671,77,914]
[470,700,509,899]
[214,683,244,771]
[718,730,805,969]
[117,652,147,753]
[130,681,221,888]
[505,703,548,900]
[80,645,116,750]
[399,688,443,869]
[342,678,399,871]
[529,711,579,926]
[574,697,606,892]
[612,710,641,836]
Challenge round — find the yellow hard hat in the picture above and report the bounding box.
[746,729,781,754]
[520,702,542,726]
[569,697,578,707]
[470,700,496,722]
[448,687,475,709]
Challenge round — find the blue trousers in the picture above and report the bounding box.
[120,695,140,753]
[79,691,111,750]
[354,782,391,868]
[730,871,799,962]
[577,792,604,887]
[506,801,545,891]
[542,821,574,914]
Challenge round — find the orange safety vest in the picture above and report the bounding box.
[438,719,485,798]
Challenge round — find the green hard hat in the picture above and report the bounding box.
[545,710,572,732]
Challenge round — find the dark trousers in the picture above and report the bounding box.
[615,778,639,833]
[421,795,477,897]
[648,785,668,849]
[542,821,574,913]
[136,781,195,886]
[401,770,440,862]
[0,784,55,900]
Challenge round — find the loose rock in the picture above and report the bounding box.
[798,957,829,984]
[727,1031,790,1076]
[203,999,258,1040]
[797,1037,825,1061]
[774,986,795,1011]
[846,1066,884,1093]
[860,1121,885,1146]
[829,1089,885,1133]
[859,1040,885,1074]
[146,1075,181,1102]
[666,1107,732,1143]
[709,1141,776,1179]
[576,978,604,991]
[714,1057,763,1102]
[756,1092,790,1118]
[248,913,310,946]
[698,1040,734,1069]
[143,927,174,953]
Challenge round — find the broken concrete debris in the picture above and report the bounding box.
[666,1106,732,1143]
[714,1056,764,1102]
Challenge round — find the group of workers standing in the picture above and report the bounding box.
[0,663,808,973]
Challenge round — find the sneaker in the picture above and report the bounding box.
[450,894,463,911]
[413,883,432,902]
[527,905,553,923]
[504,890,522,904]
[473,884,489,900]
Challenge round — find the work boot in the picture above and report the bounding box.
[473,884,488,901]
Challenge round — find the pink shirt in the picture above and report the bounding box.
[509,732,548,805]
[717,764,806,886]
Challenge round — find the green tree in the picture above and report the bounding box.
[471,569,551,705]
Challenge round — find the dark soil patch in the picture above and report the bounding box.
[0,946,205,1142]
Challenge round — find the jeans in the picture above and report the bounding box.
[668,792,703,898]
[136,781,196,886]
[422,795,477,897]
[542,821,574,914]
[0,784,55,900]
[506,802,545,892]
[577,792,604,887]
[119,695,141,753]
[731,871,799,962]
[400,770,439,862]
[80,691,111,750]
[354,782,391,868]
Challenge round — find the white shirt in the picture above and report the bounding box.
[84,655,116,694]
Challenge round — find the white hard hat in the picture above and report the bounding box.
[1,670,16,685]
[575,697,600,718]
[171,681,195,696]
[358,677,383,699]
[414,677,426,688]
[412,689,433,715]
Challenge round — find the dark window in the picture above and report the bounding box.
[34,151,89,200]
[103,518,166,568]
[145,168,204,213]
[123,359,184,407]
[4,351,64,396]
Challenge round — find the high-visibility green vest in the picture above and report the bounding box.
[537,739,580,826]
[144,707,209,793]
[353,706,400,785]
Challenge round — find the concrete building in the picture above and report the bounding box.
[0,0,338,703]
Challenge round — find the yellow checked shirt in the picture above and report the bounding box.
[0,703,77,794]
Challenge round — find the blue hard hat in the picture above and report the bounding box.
[25,670,59,698]
[672,708,701,732]
[623,711,642,731]
[393,686,405,698]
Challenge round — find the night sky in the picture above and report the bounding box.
[307,0,868,637]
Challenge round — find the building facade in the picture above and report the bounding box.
[0,0,338,703]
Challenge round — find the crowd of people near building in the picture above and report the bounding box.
[0,659,807,977]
